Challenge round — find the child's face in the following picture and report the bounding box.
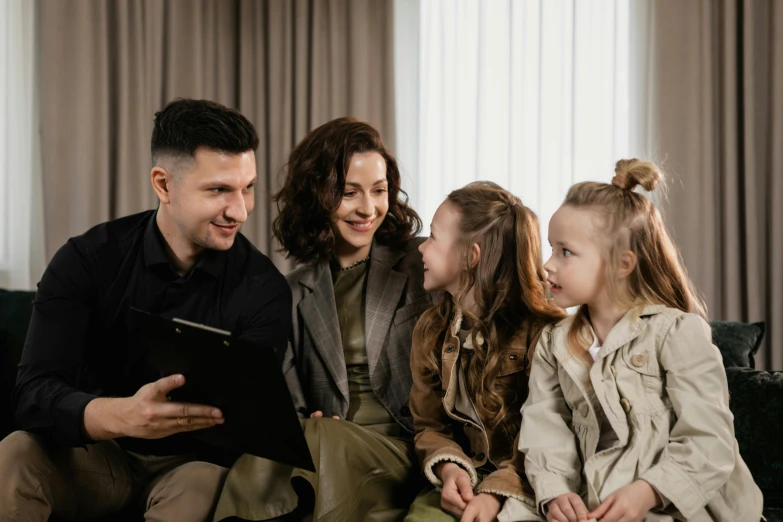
[544,205,606,309]
[419,200,464,295]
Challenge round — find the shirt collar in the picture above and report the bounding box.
[142,211,224,279]
[588,325,601,350]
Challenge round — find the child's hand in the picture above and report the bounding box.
[459,492,502,522]
[309,410,340,419]
[438,462,474,517]
[546,492,589,522]
[587,480,660,522]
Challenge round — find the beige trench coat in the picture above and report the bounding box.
[500,305,762,522]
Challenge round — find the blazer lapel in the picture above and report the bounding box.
[298,262,349,402]
[365,242,407,379]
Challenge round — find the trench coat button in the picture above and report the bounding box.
[610,365,617,377]
[631,353,647,367]
[440,389,447,397]
[578,403,589,417]
[475,452,486,461]
[620,398,631,413]
[445,345,454,353]
[509,354,518,360]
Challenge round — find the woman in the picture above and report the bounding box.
[214,117,436,522]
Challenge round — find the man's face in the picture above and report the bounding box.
[167,148,257,252]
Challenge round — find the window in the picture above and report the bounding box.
[395,0,637,261]
[0,0,45,290]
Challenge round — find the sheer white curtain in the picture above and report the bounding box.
[0,0,45,290]
[396,0,639,257]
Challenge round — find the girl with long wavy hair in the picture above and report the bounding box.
[405,181,566,522]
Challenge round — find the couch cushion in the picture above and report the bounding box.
[710,320,765,369]
[0,289,36,439]
[764,507,783,522]
[0,289,36,363]
[726,367,783,508]
[0,328,11,439]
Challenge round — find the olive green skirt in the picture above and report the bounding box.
[213,418,420,522]
[402,485,459,522]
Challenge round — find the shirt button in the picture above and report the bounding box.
[400,405,411,416]
[610,365,617,376]
[620,398,632,413]
[631,353,647,367]
[509,354,518,360]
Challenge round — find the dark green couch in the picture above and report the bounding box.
[1,289,140,521]
[1,289,781,520]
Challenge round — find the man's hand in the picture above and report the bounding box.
[587,480,661,522]
[460,492,502,522]
[546,492,589,522]
[437,462,474,517]
[83,374,223,440]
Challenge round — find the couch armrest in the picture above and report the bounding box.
[726,367,783,507]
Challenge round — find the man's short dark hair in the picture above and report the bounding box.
[151,99,259,165]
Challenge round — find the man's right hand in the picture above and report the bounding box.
[83,374,224,440]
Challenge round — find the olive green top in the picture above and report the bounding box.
[333,260,400,437]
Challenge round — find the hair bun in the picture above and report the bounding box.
[612,159,662,192]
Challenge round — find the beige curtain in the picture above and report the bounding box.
[38,0,395,272]
[636,0,783,369]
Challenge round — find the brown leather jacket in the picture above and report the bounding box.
[409,308,540,508]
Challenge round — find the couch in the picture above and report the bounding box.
[1,289,781,520]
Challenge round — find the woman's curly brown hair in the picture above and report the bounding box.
[273,117,421,265]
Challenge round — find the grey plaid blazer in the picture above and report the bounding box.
[282,238,437,433]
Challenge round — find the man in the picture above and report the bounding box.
[0,99,292,521]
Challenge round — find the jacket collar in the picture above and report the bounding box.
[298,239,405,290]
[449,307,485,350]
[296,239,409,403]
[552,303,669,363]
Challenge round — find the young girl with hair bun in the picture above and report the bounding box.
[501,160,762,522]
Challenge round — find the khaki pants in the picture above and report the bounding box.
[0,431,228,522]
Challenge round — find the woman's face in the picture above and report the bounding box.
[331,151,389,259]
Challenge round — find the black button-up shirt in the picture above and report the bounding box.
[13,210,292,457]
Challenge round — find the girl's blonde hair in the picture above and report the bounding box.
[563,159,707,353]
[418,181,565,427]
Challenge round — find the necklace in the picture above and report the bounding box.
[339,255,370,271]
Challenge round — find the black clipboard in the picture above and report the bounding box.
[131,308,315,472]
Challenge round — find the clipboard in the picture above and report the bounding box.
[130,308,315,472]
